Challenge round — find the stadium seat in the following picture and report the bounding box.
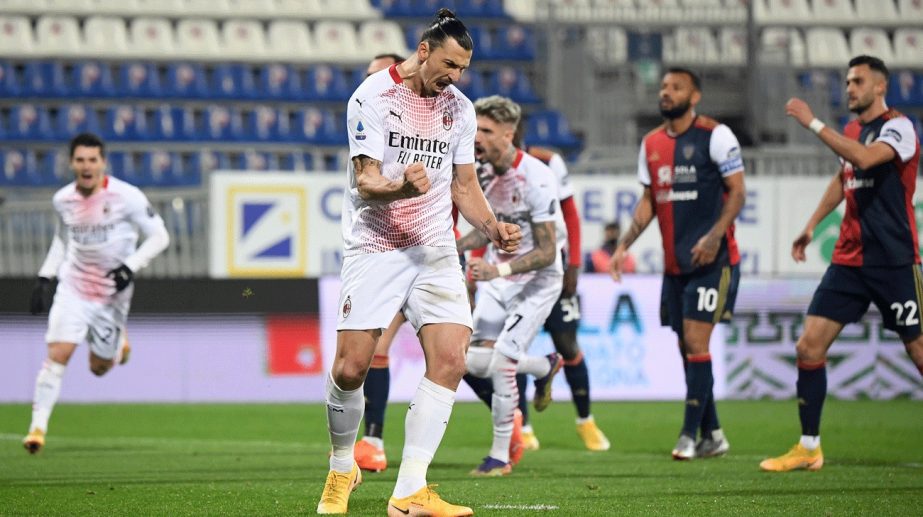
[487,67,540,104]
[134,0,184,15]
[55,104,101,138]
[148,105,194,141]
[1,0,48,16]
[129,17,176,58]
[805,28,850,67]
[22,61,68,98]
[103,105,148,141]
[279,151,315,171]
[504,0,540,22]
[898,0,923,21]
[495,25,536,60]
[586,26,628,66]
[457,0,507,17]
[375,0,416,17]
[141,150,184,187]
[854,0,899,24]
[35,15,82,57]
[42,0,91,15]
[719,27,746,65]
[799,70,844,107]
[292,107,341,145]
[893,28,923,68]
[849,28,895,64]
[589,0,636,24]
[304,65,351,101]
[8,104,54,140]
[357,21,411,61]
[311,0,378,19]
[525,110,580,149]
[0,149,46,186]
[887,70,923,107]
[183,0,230,16]
[403,23,428,53]
[212,63,257,100]
[454,68,486,99]
[313,21,362,62]
[225,0,277,16]
[72,61,116,98]
[811,0,855,23]
[638,0,682,23]
[38,149,68,185]
[176,19,221,60]
[83,16,129,58]
[762,0,810,24]
[266,20,315,61]
[203,105,244,141]
[84,0,140,15]
[0,61,22,97]
[760,27,805,66]
[0,16,36,57]
[118,62,162,98]
[106,151,143,184]
[260,63,302,101]
[189,149,230,175]
[222,19,267,60]
[246,106,290,142]
[466,25,495,58]
[237,150,279,171]
[165,62,208,98]
[670,27,720,64]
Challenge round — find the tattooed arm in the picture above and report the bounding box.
[456,228,491,253]
[469,221,556,281]
[452,162,522,252]
[610,186,655,281]
[354,156,430,202]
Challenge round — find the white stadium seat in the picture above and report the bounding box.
[892,28,923,67]
[42,0,91,14]
[591,0,637,23]
[309,0,377,19]
[266,20,314,61]
[84,16,129,58]
[670,27,720,64]
[222,19,268,59]
[0,15,35,56]
[805,28,850,67]
[761,27,806,66]
[854,0,899,24]
[134,0,184,16]
[357,21,410,61]
[0,0,48,15]
[183,0,230,17]
[547,0,592,22]
[504,0,540,22]
[811,0,855,24]
[129,17,176,58]
[313,21,361,62]
[36,15,82,56]
[849,28,895,64]
[85,0,140,15]
[586,26,627,65]
[763,0,811,24]
[898,0,923,22]
[226,0,276,17]
[176,19,222,59]
[719,27,747,65]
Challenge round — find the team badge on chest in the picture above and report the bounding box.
[442,109,453,130]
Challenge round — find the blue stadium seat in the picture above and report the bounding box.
[118,62,162,98]
[378,0,421,17]
[8,104,54,141]
[0,61,21,98]
[212,63,257,100]
[203,105,244,141]
[525,110,581,149]
[190,149,230,174]
[350,64,369,91]
[466,26,492,58]
[23,62,68,98]
[38,149,68,186]
[246,106,290,142]
[456,0,506,17]
[148,105,184,141]
[166,63,209,99]
[454,69,486,99]
[102,106,149,141]
[260,63,302,101]
[404,23,428,51]
[887,70,923,107]
[237,150,279,171]
[487,67,540,104]
[798,71,844,108]
[55,104,102,139]
[72,62,115,98]
[106,151,145,185]
[142,150,188,187]
[292,108,342,145]
[0,149,49,187]
[304,65,351,101]
[494,26,535,60]
[279,151,315,171]
[415,0,457,17]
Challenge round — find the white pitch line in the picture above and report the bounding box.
[0,433,322,451]
[482,504,559,511]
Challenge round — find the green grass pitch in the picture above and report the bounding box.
[2,400,921,516]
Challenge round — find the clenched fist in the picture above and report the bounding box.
[401,162,430,197]
[493,222,522,253]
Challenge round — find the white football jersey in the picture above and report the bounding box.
[343,64,476,256]
[480,150,563,277]
[45,176,168,301]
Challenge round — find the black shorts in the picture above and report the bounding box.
[660,264,740,336]
[807,263,923,339]
[543,293,580,333]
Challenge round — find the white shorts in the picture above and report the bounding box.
[471,271,563,360]
[46,282,131,360]
[336,245,473,332]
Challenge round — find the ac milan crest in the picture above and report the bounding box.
[342,295,352,319]
[442,110,453,130]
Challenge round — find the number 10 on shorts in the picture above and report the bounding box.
[697,287,718,312]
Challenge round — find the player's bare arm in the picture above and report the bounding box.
[792,170,845,262]
[691,171,745,268]
[469,220,556,281]
[456,228,491,253]
[354,156,430,202]
[786,97,897,171]
[611,186,655,281]
[452,162,522,252]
